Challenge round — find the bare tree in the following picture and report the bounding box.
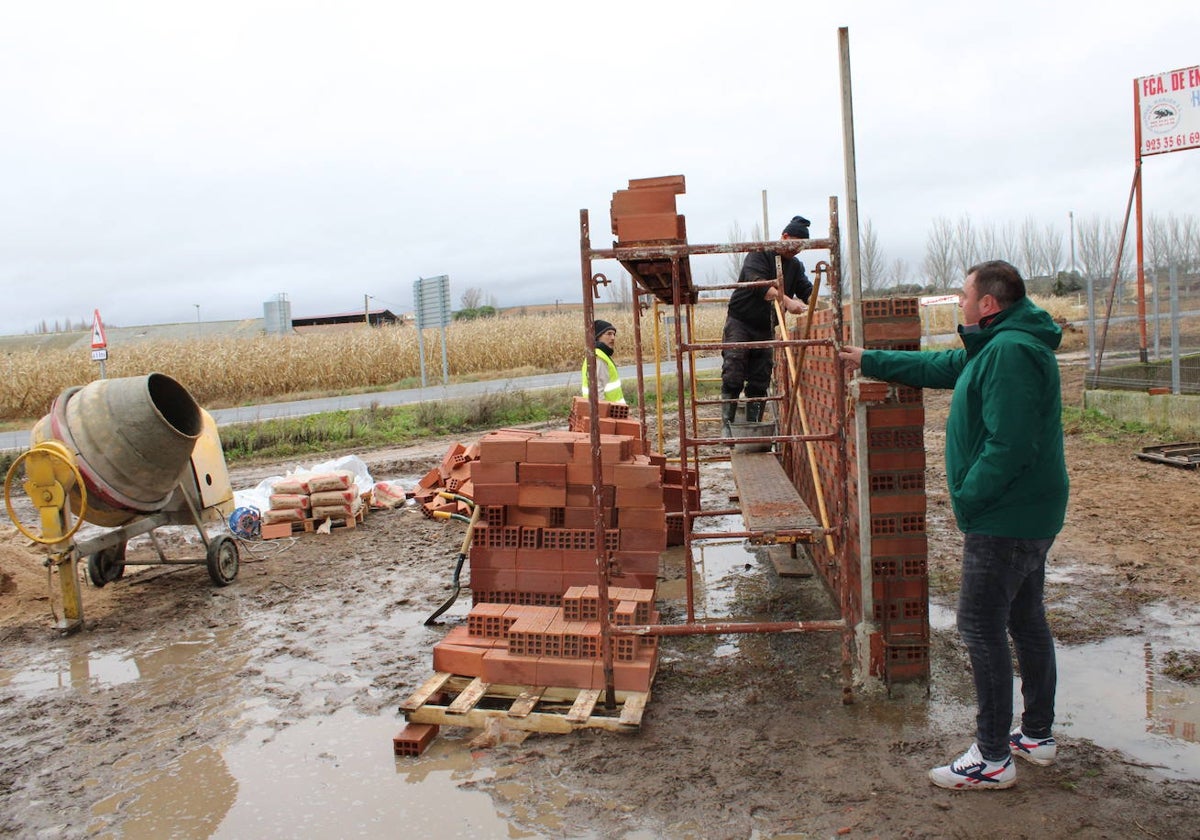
[953,214,979,278]
[977,223,999,262]
[999,221,1019,262]
[923,217,957,291]
[725,220,764,282]
[1039,223,1064,278]
[860,218,887,294]
[1017,216,1041,280]
[887,257,911,290]
[605,271,634,311]
[460,287,484,310]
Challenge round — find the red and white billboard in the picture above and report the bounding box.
[1136,65,1200,157]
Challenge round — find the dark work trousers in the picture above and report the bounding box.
[721,315,774,398]
[957,533,1058,762]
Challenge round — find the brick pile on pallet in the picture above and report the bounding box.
[432,586,659,692]
[260,470,366,539]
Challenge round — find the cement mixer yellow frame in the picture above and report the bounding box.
[5,377,241,634]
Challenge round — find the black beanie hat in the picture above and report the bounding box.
[594,320,616,341]
[782,215,811,239]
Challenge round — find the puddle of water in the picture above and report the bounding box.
[0,632,230,696]
[209,707,538,839]
[925,596,1200,780]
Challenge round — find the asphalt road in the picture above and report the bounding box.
[0,357,722,453]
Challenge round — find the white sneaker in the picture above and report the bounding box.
[929,743,1016,790]
[1009,728,1057,766]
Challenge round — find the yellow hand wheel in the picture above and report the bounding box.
[4,442,89,545]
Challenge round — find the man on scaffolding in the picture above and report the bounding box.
[720,214,813,435]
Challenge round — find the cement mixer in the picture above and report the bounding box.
[4,372,239,632]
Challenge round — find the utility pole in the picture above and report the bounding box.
[364,294,370,327]
[193,304,201,339]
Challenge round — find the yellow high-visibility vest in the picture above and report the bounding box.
[581,349,626,403]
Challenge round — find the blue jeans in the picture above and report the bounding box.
[957,533,1057,762]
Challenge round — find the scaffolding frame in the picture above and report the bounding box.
[579,198,857,702]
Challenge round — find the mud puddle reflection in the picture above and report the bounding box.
[929,596,1200,780]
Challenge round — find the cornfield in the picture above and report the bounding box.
[0,308,725,422]
[0,295,1082,423]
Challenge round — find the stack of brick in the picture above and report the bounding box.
[431,585,659,691]
[567,397,697,547]
[413,442,479,519]
[468,428,666,605]
[607,175,696,305]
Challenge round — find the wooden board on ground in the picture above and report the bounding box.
[400,673,649,735]
[766,544,814,578]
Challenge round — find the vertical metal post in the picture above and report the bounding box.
[1132,78,1149,363]
[761,189,770,240]
[1152,270,1161,361]
[1169,263,1181,395]
[580,209,616,709]
[838,27,863,347]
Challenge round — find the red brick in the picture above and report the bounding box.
[517,484,567,507]
[610,419,643,439]
[560,549,603,573]
[472,482,520,505]
[432,642,487,676]
[863,321,922,342]
[619,529,667,551]
[478,433,528,463]
[470,459,516,484]
[536,658,598,690]
[565,462,597,485]
[526,437,576,464]
[513,569,563,595]
[618,506,666,529]
[610,186,679,216]
[469,568,518,592]
[612,463,661,489]
[393,722,440,757]
[866,406,925,428]
[519,462,566,486]
[869,494,926,515]
[468,547,517,571]
[662,484,700,511]
[563,506,614,529]
[627,174,685,192]
[566,484,614,508]
[617,485,667,509]
[480,649,539,686]
[870,536,929,557]
[866,451,925,471]
[261,521,294,540]
[613,550,661,575]
[612,658,656,692]
[506,506,554,527]
[516,548,562,571]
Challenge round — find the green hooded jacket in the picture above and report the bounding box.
[860,296,1068,538]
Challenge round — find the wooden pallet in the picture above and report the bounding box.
[261,506,367,539]
[399,672,649,735]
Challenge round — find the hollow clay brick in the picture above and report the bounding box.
[470,460,517,484]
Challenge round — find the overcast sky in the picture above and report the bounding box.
[1,1,1197,335]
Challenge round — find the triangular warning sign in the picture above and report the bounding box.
[91,310,107,349]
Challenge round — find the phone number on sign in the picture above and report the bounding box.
[1144,132,1200,153]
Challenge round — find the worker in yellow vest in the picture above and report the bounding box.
[581,320,626,404]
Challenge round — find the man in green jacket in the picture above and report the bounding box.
[840,260,1069,791]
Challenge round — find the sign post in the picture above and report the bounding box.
[413,275,452,388]
[90,309,109,379]
[1132,64,1200,363]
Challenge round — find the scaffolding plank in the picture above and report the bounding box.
[730,451,818,534]
[399,671,453,713]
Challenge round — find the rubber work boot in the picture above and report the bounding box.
[744,400,766,424]
[720,391,739,437]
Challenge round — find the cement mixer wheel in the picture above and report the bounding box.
[87,544,127,588]
[206,535,239,587]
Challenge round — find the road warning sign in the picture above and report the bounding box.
[91,310,107,349]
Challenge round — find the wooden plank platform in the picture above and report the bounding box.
[730,451,818,541]
[400,673,649,735]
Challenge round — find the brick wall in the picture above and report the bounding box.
[779,298,930,683]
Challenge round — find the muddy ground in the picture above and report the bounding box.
[1,363,1198,839]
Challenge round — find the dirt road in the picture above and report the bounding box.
[1,363,1198,839]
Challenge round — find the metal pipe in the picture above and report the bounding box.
[613,619,846,637]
